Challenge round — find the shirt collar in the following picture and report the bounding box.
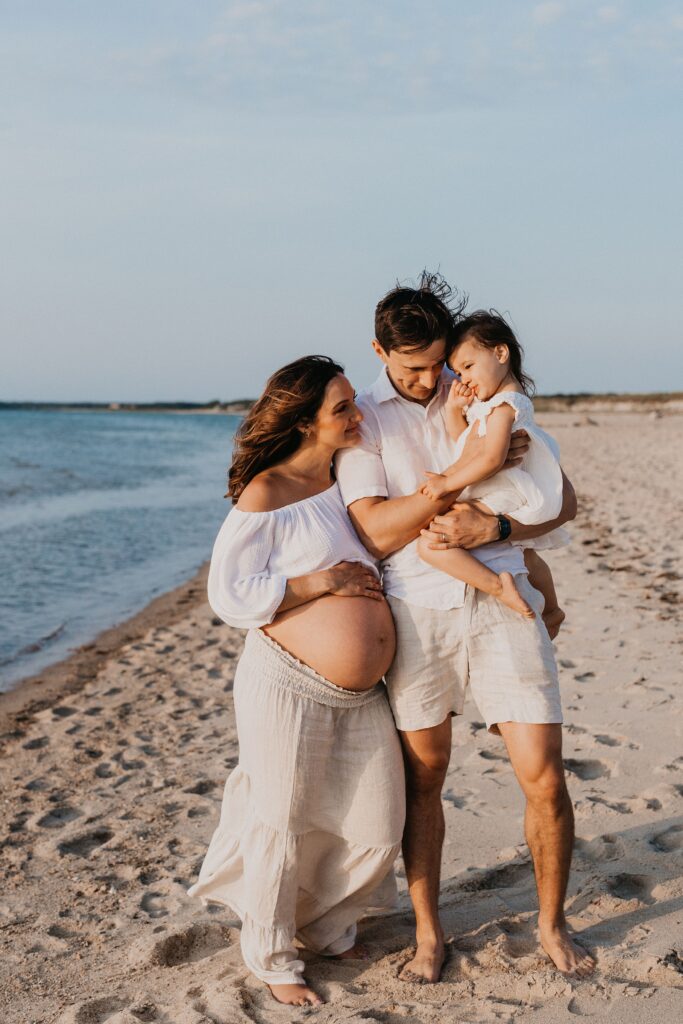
[369,365,454,405]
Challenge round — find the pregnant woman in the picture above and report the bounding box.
[188,356,405,1007]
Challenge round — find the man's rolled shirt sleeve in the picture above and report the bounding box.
[335,414,388,507]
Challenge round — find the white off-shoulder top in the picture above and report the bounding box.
[207,481,379,630]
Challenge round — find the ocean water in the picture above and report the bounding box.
[0,409,239,690]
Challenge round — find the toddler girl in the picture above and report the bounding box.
[418,311,568,637]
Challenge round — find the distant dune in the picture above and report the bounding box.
[2,393,682,416]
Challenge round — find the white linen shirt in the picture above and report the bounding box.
[335,367,526,610]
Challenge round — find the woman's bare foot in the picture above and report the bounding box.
[399,935,446,984]
[539,922,596,977]
[268,982,324,1006]
[495,572,535,619]
[542,606,565,640]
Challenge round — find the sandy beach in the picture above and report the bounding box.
[1,407,682,1024]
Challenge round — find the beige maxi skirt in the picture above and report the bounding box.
[188,628,405,986]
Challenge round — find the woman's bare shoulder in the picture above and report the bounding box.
[236,471,289,513]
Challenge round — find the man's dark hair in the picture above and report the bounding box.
[374,270,467,353]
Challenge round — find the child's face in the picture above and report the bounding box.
[448,335,509,401]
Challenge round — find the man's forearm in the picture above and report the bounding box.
[348,491,453,560]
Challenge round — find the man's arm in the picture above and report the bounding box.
[347,491,452,561]
[420,469,577,550]
[345,429,533,560]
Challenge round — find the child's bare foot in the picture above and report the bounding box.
[543,606,565,639]
[268,982,324,1007]
[496,572,535,618]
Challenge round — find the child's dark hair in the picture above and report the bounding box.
[451,310,536,397]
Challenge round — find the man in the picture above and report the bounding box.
[335,272,595,982]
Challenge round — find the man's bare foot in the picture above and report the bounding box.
[399,936,446,984]
[539,922,596,977]
[268,982,324,1006]
[542,606,565,640]
[496,572,535,619]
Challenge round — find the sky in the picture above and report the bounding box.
[2,1,682,401]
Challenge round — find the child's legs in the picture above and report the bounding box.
[523,549,565,639]
[523,550,557,611]
[416,535,534,618]
[418,535,503,595]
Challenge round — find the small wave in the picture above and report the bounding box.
[0,622,67,667]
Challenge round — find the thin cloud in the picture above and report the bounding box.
[597,5,621,23]
[533,2,565,25]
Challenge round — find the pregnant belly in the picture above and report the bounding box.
[262,594,396,691]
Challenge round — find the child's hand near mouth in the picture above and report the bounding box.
[447,380,475,409]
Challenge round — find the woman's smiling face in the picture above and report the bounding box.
[308,374,363,450]
[449,335,510,401]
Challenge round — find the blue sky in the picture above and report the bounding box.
[2,1,681,400]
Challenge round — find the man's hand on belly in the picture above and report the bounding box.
[420,503,499,550]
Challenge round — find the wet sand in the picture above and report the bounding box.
[1,408,681,1023]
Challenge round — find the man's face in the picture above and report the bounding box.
[371,338,448,403]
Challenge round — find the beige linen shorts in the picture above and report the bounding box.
[385,574,562,734]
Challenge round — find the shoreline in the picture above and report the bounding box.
[0,563,209,737]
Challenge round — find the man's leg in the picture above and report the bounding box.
[496,722,595,977]
[398,715,452,983]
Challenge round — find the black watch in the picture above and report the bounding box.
[497,514,512,541]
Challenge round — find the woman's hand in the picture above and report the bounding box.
[324,561,384,600]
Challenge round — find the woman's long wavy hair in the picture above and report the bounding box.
[228,355,345,503]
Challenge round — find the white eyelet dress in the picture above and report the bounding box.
[455,392,570,552]
[187,482,405,987]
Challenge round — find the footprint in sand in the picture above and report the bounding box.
[57,996,127,1024]
[183,779,217,796]
[650,825,683,852]
[457,860,534,893]
[22,736,49,750]
[443,788,475,810]
[479,749,507,762]
[576,832,625,862]
[25,777,50,792]
[132,922,233,967]
[58,828,113,858]
[586,795,632,814]
[593,734,622,747]
[140,892,169,918]
[37,806,81,829]
[52,706,78,719]
[563,757,611,780]
[606,873,655,903]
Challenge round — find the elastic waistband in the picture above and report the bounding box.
[243,629,384,709]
